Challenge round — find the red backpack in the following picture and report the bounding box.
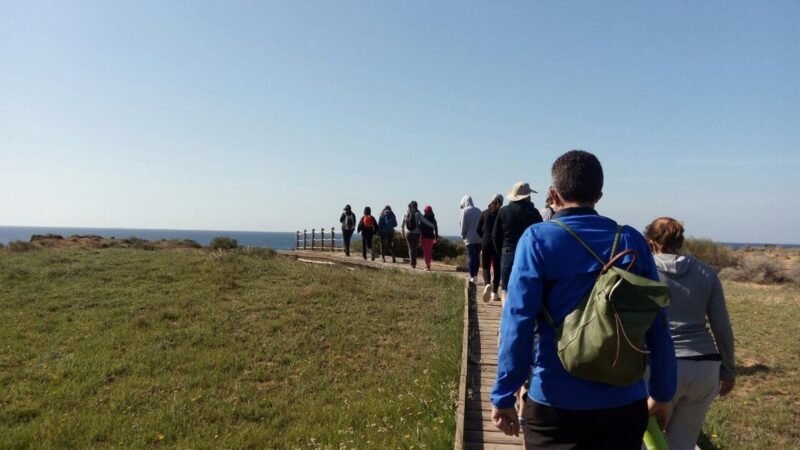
[363,215,375,229]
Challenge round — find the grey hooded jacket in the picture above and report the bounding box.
[654,253,736,379]
[459,195,482,245]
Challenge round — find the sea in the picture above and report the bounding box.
[0,226,797,251]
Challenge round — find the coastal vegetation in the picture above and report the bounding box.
[1,237,798,449]
[0,247,464,448]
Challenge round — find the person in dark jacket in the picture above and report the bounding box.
[377,205,398,263]
[339,204,357,256]
[477,194,503,302]
[357,206,378,260]
[419,205,439,271]
[401,201,434,269]
[492,182,543,302]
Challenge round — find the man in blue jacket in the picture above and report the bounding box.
[490,150,676,449]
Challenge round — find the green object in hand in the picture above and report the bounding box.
[643,416,668,450]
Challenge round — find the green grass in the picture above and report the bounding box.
[0,248,464,449]
[700,281,800,450]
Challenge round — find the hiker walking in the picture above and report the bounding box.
[459,195,482,283]
[339,204,357,257]
[490,151,676,449]
[477,194,503,302]
[419,205,439,271]
[377,205,398,263]
[492,182,543,303]
[401,201,434,269]
[645,217,735,450]
[357,206,378,260]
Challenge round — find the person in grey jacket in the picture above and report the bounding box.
[402,201,434,269]
[459,195,482,283]
[645,217,735,450]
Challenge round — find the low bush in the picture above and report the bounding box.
[122,237,155,250]
[683,238,739,272]
[239,247,277,258]
[352,233,466,262]
[720,256,791,284]
[7,240,38,252]
[210,236,238,250]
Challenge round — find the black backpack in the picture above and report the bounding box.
[405,212,417,231]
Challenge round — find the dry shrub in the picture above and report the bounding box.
[719,255,790,284]
[683,238,739,272]
[7,240,39,252]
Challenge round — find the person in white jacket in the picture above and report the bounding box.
[459,195,482,283]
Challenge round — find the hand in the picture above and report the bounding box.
[647,397,672,431]
[719,377,735,396]
[491,406,520,437]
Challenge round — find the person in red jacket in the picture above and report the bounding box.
[357,206,378,260]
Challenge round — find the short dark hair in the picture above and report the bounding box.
[551,150,604,203]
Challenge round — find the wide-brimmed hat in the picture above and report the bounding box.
[507,182,537,201]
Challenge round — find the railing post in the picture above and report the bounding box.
[321,228,325,251]
[331,227,335,251]
[311,228,316,250]
[303,229,307,250]
[296,231,300,250]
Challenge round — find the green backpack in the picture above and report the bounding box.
[542,221,671,386]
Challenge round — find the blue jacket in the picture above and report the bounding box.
[378,210,398,236]
[490,208,677,410]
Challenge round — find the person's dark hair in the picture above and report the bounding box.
[551,150,604,203]
[384,205,392,212]
[644,217,685,254]
[344,204,351,211]
[409,200,418,210]
[364,206,371,215]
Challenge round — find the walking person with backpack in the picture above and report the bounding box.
[357,206,378,261]
[459,195,482,283]
[419,205,439,271]
[645,217,735,450]
[339,205,357,257]
[492,182,543,303]
[477,194,503,302]
[377,205,398,263]
[490,150,677,449]
[401,201,434,269]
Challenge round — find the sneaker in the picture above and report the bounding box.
[492,292,500,302]
[469,277,475,284]
[482,285,492,303]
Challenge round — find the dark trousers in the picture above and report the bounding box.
[481,243,500,293]
[522,398,648,450]
[342,229,354,256]
[380,233,394,261]
[466,243,481,278]
[500,248,515,290]
[406,233,420,267]
[361,232,375,260]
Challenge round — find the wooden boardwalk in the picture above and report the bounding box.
[287,249,523,449]
[460,283,523,450]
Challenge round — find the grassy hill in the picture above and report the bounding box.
[0,248,464,449]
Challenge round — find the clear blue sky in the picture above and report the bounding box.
[1,1,798,243]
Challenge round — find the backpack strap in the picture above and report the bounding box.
[552,220,622,265]
[541,220,624,326]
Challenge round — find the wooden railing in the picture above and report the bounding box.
[295,227,343,251]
